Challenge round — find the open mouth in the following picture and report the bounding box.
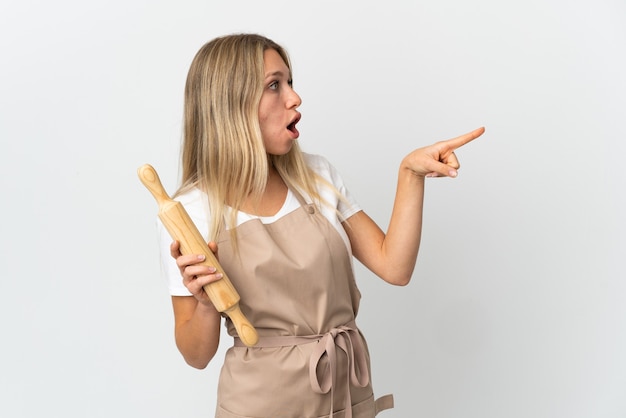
[287,114,301,133]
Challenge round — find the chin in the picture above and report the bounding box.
[266,143,295,156]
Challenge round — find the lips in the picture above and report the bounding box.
[287,113,301,137]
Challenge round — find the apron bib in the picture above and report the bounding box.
[214,192,393,418]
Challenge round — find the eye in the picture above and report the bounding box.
[268,80,279,90]
[287,79,293,88]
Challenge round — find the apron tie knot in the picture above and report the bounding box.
[308,322,370,418]
[233,321,371,417]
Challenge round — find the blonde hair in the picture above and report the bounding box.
[176,34,330,243]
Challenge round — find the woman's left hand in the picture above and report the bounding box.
[402,127,485,178]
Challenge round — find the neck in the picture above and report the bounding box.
[241,164,287,217]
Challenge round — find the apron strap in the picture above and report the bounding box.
[375,394,394,415]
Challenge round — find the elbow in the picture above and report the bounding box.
[176,341,217,370]
[182,351,215,370]
[185,358,210,370]
[377,259,416,286]
[390,275,412,286]
[380,271,412,286]
[388,265,415,286]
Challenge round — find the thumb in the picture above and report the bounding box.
[207,241,219,258]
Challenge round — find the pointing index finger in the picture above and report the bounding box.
[445,126,485,150]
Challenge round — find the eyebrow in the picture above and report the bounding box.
[264,70,290,79]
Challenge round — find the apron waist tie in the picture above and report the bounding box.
[233,321,370,418]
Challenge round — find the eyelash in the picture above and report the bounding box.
[268,79,293,90]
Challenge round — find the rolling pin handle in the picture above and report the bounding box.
[137,164,170,204]
[225,304,259,347]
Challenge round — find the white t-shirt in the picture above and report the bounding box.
[158,153,361,296]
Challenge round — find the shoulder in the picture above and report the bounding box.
[303,152,331,170]
[175,187,204,206]
[302,152,343,184]
[302,152,360,214]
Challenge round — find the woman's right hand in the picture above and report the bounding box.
[170,240,223,306]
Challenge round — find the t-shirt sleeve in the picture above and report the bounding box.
[158,189,210,297]
[158,218,192,296]
[303,153,361,220]
[326,158,361,220]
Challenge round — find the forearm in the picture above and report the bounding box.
[173,297,221,369]
[380,164,425,284]
[346,162,425,286]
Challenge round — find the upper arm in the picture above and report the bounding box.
[342,210,387,279]
[171,296,199,327]
[170,296,222,369]
[343,210,414,286]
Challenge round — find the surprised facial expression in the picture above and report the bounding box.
[258,49,302,156]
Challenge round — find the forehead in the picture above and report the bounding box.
[263,49,290,76]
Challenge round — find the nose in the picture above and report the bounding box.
[287,86,302,109]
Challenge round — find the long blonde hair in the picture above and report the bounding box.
[176,34,329,243]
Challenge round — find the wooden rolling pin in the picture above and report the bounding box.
[138,164,258,347]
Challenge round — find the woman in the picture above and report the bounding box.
[159,33,484,417]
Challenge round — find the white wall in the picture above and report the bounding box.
[1,0,624,417]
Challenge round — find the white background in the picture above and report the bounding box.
[1,0,625,417]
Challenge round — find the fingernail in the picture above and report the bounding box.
[449,170,458,177]
[215,273,223,279]
[197,255,206,261]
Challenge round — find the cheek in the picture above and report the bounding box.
[259,111,278,133]
[258,95,272,119]
[258,114,270,137]
[258,103,271,131]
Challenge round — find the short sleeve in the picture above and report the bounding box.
[303,153,361,220]
[158,188,211,296]
[158,219,192,296]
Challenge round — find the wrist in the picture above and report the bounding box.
[399,160,426,182]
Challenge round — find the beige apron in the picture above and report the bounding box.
[214,190,393,418]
